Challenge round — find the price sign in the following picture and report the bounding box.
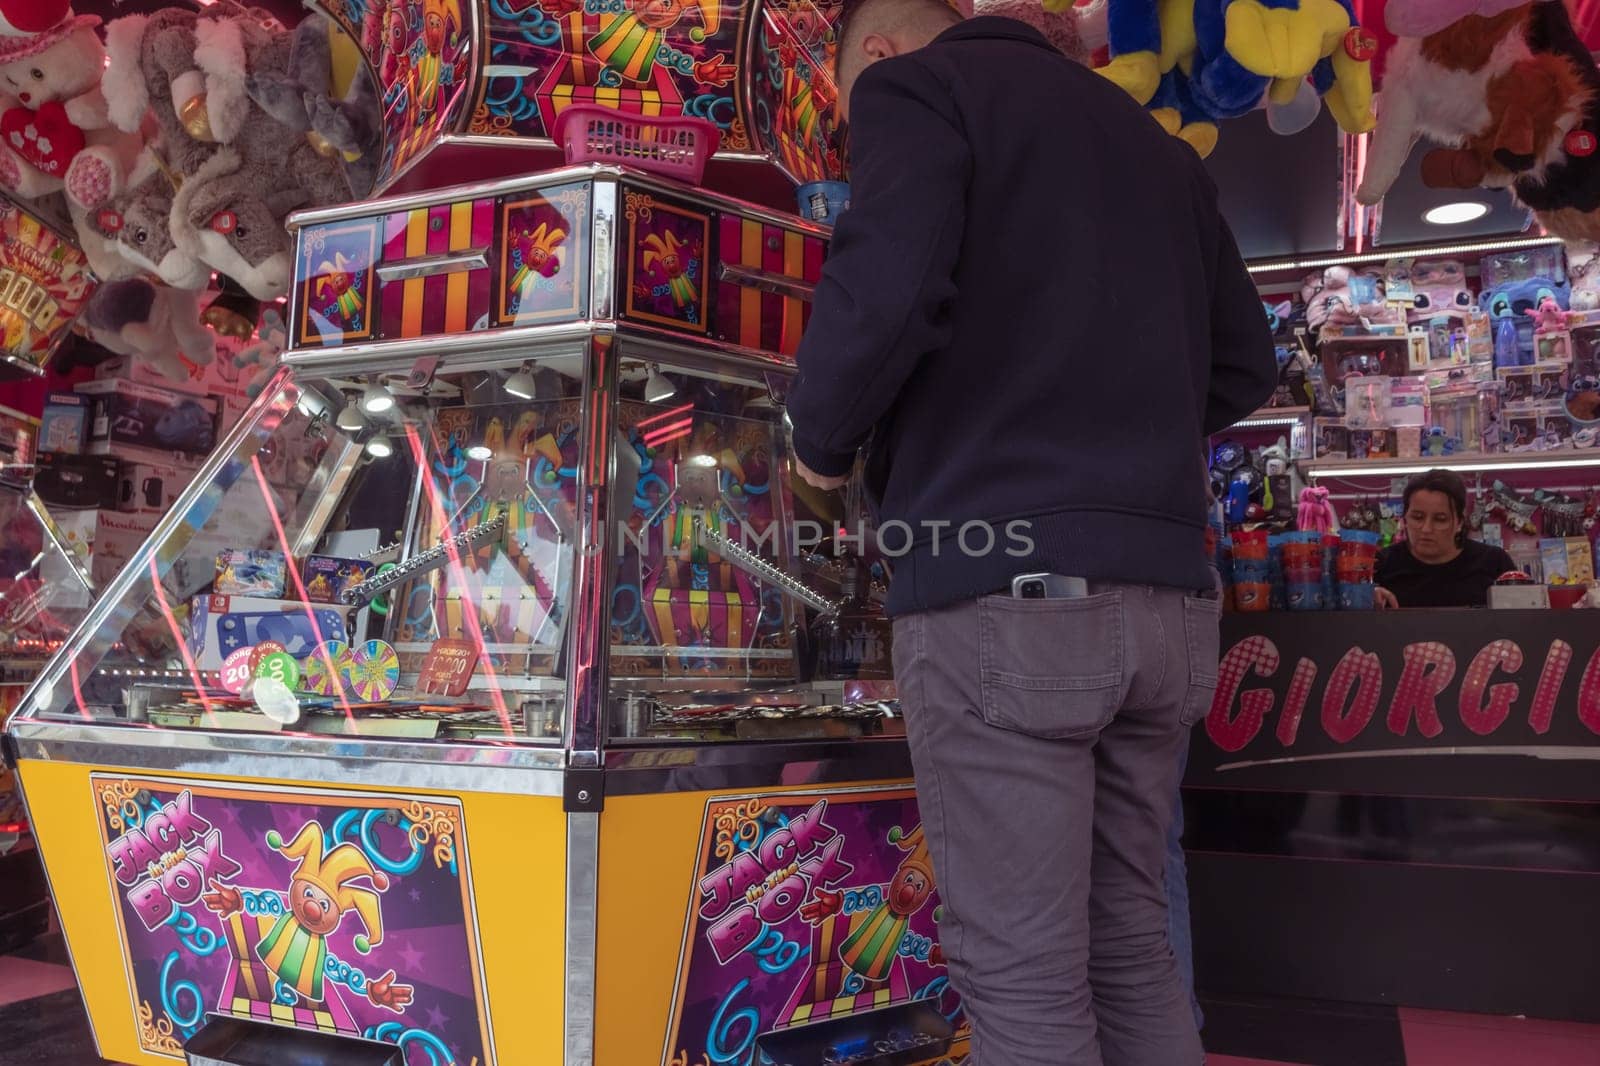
[220,648,254,695]
[248,641,287,673]
[417,639,478,697]
[255,651,300,691]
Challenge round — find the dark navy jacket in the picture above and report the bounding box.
[786,17,1276,615]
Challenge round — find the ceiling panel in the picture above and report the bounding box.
[1204,110,1533,262]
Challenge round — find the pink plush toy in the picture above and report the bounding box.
[0,0,146,209]
[972,0,1088,61]
[1529,294,1567,334]
[1383,0,1545,39]
[1297,487,1336,534]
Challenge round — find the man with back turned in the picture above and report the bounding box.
[784,2,1278,1062]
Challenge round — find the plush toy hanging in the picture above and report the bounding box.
[1357,0,1600,242]
[1297,486,1336,533]
[0,0,147,210]
[1065,0,1377,156]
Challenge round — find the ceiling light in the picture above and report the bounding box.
[335,403,366,433]
[466,445,493,461]
[1247,236,1561,275]
[1424,202,1491,226]
[365,434,394,459]
[360,382,395,414]
[504,365,538,400]
[1306,455,1600,479]
[645,366,677,404]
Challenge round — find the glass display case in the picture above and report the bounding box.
[4,167,958,1066]
[0,469,95,689]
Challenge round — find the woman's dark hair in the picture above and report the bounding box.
[1402,468,1469,545]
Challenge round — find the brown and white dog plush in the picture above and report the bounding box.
[1357,0,1600,241]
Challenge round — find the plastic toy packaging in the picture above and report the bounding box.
[1566,241,1600,311]
[1344,375,1393,428]
[1480,247,1568,290]
[1388,377,1428,426]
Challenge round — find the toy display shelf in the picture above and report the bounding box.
[1231,406,1312,428]
[1300,450,1600,479]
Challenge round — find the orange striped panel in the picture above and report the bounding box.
[445,200,473,333]
[740,220,762,349]
[402,209,428,337]
[781,229,804,354]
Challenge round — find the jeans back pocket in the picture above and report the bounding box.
[977,591,1125,740]
[1180,594,1222,726]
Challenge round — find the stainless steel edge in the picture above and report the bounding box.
[613,322,798,377]
[290,166,618,229]
[25,487,95,596]
[563,811,600,1066]
[282,318,808,378]
[7,370,298,724]
[7,769,105,1060]
[603,737,916,796]
[281,322,602,374]
[286,163,830,240]
[562,336,617,762]
[374,248,492,283]
[591,179,617,323]
[10,720,567,795]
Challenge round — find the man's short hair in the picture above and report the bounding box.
[836,0,963,78]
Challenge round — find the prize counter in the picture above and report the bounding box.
[4,164,963,1066]
[1187,606,1600,1024]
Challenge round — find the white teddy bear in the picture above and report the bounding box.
[0,0,146,210]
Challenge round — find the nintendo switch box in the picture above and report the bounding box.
[189,594,359,671]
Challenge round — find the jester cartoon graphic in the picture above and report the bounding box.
[378,3,413,113]
[642,230,698,309]
[808,825,942,981]
[315,251,365,328]
[410,0,466,126]
[509,221,567,297]
[587,0,722,85]
[203,822,414,1016]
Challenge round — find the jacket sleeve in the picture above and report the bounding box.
[785,59,972,477]
[1204,218,1279,436]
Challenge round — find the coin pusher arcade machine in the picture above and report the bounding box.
[6,2,969,1065]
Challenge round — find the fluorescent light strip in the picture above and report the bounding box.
[1233,416,1311,429]
[1307,455,1600,478]
[1248,236,1562,275]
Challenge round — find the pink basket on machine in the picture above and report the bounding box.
[553,105,721,185]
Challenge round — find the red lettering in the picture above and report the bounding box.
[128,879,172,931]
[1528,641,1574,735]
[1578,646,1600,736]
[1459,640,1524,736]
[1276,658,1318,747]
[1385,642,1455,739]
[107,829,161,887]
[798,834,855,892]
[158,860,203,908]
[1322,648,1383,744]
[706,903,762,965]
[757,828,796,872]
[1206,636,1281,753]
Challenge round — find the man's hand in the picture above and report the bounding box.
[1374,587,1399,610]
[796,457,848,491]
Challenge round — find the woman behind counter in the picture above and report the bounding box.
[1375,469,1516,609]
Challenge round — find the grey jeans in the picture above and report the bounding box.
[892,583,1219,1066]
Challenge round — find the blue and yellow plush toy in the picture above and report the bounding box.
[1052,0,1377,156]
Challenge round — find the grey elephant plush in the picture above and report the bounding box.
[166,7,354,300]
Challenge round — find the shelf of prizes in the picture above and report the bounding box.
[4,165,966,1066]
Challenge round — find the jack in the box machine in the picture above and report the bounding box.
[5,14,967,1055]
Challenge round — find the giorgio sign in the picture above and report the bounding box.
[1198,610,1600,773]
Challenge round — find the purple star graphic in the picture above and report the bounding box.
[409,888,423,903]
[398,942,426,971]
[424,1005,450,1031]
[219,803,245,827]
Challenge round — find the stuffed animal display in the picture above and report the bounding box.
[0,0,145,209]
[1058,0,1377,156]
[1357,0,1600,242]
[0,1,380,382]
